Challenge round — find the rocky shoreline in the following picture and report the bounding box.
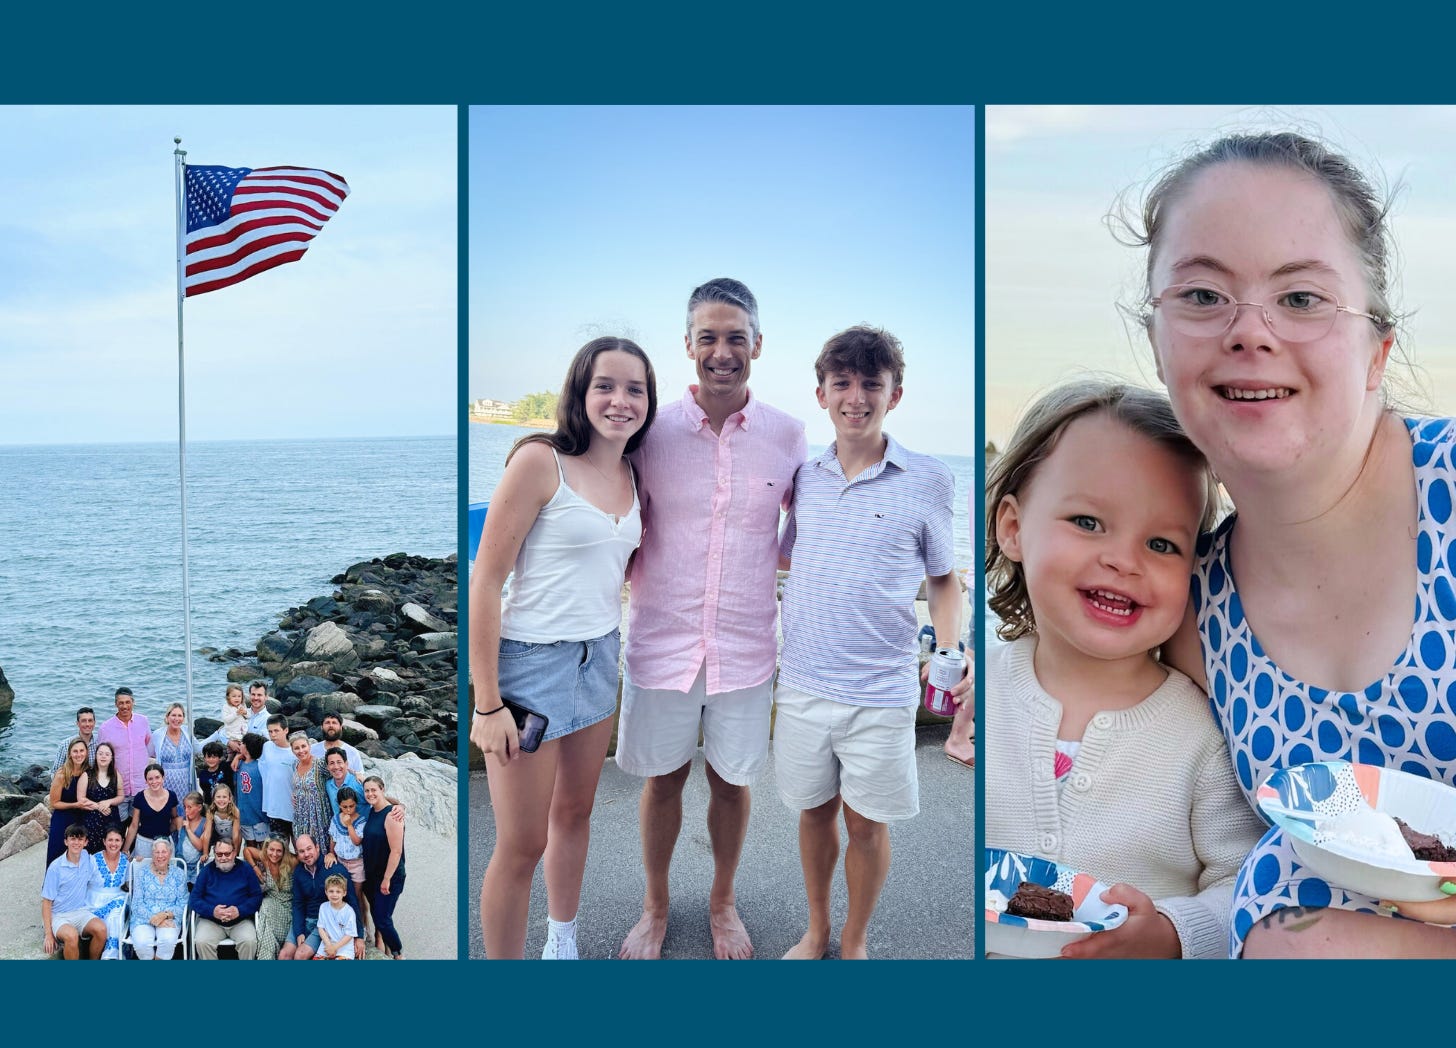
[0,552,458,856]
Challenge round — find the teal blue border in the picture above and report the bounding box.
[455,103,471,965]
[973,104,985,959]
[12,15,1456,1037]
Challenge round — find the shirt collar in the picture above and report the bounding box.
[814,432,908,477]
[682,386,758,431]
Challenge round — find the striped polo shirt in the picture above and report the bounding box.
[778,434,956,707]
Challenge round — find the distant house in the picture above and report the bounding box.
[470,398,513,421]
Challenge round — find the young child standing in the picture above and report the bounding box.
[328,785,371,938]
[984,380,1266,958]
[776,326,968,960]
[234,733,268,863]
[197,741,234,806]
[315,873,358,959]
[176,791,212,886]
[208,783,243,859]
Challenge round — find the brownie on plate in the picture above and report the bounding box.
[1395,817,1456,862]
[1006,881,1074,921]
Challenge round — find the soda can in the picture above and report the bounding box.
[923,647,964,716]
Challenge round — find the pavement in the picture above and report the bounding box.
[468,722,975,960]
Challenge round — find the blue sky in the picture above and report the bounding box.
[0,106,456,445]
[986,105,1456,447]
[469,106,976,455]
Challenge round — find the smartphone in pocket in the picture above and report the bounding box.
[502,698,549,753]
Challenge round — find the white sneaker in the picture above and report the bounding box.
[541,929,578,960]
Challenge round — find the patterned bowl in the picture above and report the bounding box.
[983,848,1128,959]
[1257,761,1456,902]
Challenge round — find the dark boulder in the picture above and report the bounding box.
[276,675,337,702]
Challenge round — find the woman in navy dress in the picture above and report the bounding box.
[46,738,91,871]
[361,775,406,959]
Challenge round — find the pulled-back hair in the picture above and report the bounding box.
[986,379,1220,641]
[1115,130,1399,339]
[507,336,658,464]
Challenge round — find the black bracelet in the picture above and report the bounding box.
[474,704,509,718]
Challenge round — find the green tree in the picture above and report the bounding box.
[513,391,557,422]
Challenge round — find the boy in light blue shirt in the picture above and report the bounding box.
[775,326,968,960]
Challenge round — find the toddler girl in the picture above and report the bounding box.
[221,684,247,756]
[983,379,1265,959]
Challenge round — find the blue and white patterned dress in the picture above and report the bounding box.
[87,851,130,960]
[152,730,196,816]
[1193,417,1456,956]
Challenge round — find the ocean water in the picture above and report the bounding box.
[469,422,976,573]
[0,436,455,771]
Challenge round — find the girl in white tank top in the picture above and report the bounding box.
[469,336,658,961]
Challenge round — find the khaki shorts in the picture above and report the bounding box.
[771,685,919,822]
[51,908,98,936]
[616,664,773,785]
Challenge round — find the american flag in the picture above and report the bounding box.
[184,164,349,297]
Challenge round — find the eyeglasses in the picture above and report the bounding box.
[1150,283,1382,343]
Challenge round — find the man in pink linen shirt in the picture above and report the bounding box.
[617,278,807,960]
[96,686,151,823]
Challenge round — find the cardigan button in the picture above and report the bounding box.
[1093,713,1113,729]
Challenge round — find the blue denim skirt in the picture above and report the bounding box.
[496,629,621,743]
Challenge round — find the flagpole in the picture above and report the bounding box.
[174,138,196,753]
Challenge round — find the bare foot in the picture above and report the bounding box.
[781,931,830,959]
[840,941,869,960]
[618,911,667,959]
[944,742,974,767]
[710,905,753,960]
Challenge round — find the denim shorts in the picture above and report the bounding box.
[497,629,621,743]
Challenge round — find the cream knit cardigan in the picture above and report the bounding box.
[986,635,1268,959]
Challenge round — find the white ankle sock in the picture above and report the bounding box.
[542,916,579,959]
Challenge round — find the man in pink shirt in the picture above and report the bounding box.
[96,686,151,823]
[617,278,807,960]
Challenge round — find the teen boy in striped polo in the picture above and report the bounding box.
[776,325,968,959]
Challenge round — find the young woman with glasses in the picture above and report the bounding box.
[1129,131,1456,957]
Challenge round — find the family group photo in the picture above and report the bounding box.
[983,105,1456,960]
[0,104,460,961]
[466,105,977,960]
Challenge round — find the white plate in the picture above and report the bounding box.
[983,848,1128,959]
[1257,761,1456,902]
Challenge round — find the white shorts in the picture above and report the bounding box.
[616,664,773,785]
[51,908,98,936]
[772,685,919,822]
